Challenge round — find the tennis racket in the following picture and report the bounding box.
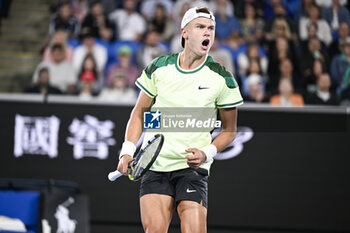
[108,134,164,182]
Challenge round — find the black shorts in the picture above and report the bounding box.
[140,168,209,209]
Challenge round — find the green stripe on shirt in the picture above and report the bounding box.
[216,100,244,108]
[136,80,156,97]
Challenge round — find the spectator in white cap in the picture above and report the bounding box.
[244,73,269,103]
[115,6,243,233]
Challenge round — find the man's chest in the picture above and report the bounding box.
[154,69,221,107]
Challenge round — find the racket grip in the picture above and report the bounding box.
[108,170,123,181]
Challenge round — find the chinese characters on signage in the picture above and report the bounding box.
[14,114,116,160]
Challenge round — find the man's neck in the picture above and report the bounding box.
[179,48,207,70]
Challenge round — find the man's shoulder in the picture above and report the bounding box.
[204,56,238,88]
[109,9,124,19]
[144,54,177,78]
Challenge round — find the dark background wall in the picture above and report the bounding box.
[0,98,349,233]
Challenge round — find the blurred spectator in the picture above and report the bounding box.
[331,37,350,89]
[136,30,169,69]
[306,73,339,105]
[209,0,234,17]
[77,54,103,94]
[316,0,347,8]
[238,43,268,78]
[299,21,328,51]
[170,1,190,53]
[223,27,246,64]
[328,21,350,61]
[170,34,184,54]
[264,4,298,42]
[232,0,265,19]
[49,2,80,38]
[300,37,329,86]
[243,73,269,103]
[98,0,118,15]
[241,60,266,96]
[81,1,114,41]
[214,0,241,41]
[267,37,299,90]
[108,0,146,41]
[263,0,284,20]
[99,70,137,103]
[106,45,140,88]
[270,78,305,106]
[73,31,107,74]
[43,30,74,63]
[25,67,62,95]
[295,0,316,23]
[71,0,89,23]
[140,0,174,21]
[307,58,328,92]
[172,0,191,36]
[239,3,265,44]
[299,4,332,46]
[147,3,174,42]
[265,18,294,42]
[79,69,96,101]
[322,0,350,33]
[33,44,76,94]
[173,0,211,31]
[284,0,304,19]
[209,39,235,74]
[275,58,303,93]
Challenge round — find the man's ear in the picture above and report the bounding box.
[181,27,188,40]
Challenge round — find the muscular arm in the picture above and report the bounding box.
[186,107,238,169]
[125,91,154,143]
[117,91,154,175]
[212,107,237,152]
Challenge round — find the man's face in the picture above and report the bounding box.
[308,38,320,52]
[84,37,95,48]
[182,17,215,56]
[339,22,349,39]
[59,4,71,19]
[39,71,49,85]
[124,0,135,11]
[92,3,103,16]
[279,79,293,96]
[52,49,64,63]
[146,31,160,47]
[317,74,331,91]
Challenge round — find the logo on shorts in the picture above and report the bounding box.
[143,110,161,129]
[186,188,197,193]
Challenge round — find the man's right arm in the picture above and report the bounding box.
[117,91,154,175]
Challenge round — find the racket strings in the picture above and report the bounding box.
[131,137,161,178]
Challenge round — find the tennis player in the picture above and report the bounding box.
[116,7,243,233]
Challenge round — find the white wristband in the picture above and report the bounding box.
[201,144,217,163]
[119,141,136,160]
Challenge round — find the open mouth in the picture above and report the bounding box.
[202,39,210,47]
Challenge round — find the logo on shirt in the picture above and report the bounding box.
[143,110,161,129]
[198,86,210,90]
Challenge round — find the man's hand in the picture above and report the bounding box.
[185,148,206,169]
[117,155,133,175]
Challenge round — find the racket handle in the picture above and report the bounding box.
[108,170,123,181]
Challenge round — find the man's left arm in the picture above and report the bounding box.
[186,107,237,169]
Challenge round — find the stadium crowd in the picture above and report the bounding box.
[25,0,350,106]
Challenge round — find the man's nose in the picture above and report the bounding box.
[204,28,210,36]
